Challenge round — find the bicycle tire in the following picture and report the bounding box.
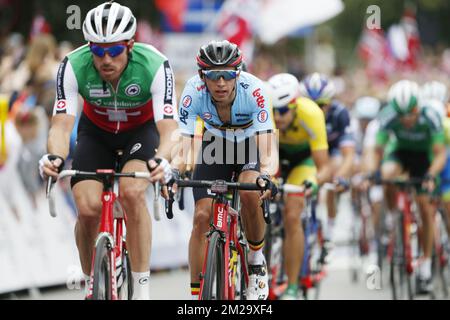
[237,240,249,300]
[201,231,225,300]
[118,248,133,300]
[92,235,113,300]
[431,217,449,299]
[390,213,414,300]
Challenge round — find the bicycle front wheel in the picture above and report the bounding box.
[92,235,114,300]
[201,231,225,300]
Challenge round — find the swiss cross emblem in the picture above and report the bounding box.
[57,100,66,109]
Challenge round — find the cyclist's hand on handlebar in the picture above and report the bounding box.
[257,174,278,200]
[333,177,350,193]
[422,173,436,194]
[303,180,318,197]
[39,154,65,180]
[147,157,172,184]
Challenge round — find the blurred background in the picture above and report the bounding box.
[1,0,450,299]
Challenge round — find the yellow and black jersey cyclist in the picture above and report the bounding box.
[267,73,331,300]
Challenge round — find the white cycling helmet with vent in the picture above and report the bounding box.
[267,73,300,108]
[354,96,381,120]
[83,2,137,43]
[388,80,420,115]
[421,81,449,105]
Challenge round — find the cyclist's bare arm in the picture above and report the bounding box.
[172,134,195,173]
[428,143,447,177]
[155,119,180,161]
[44,114,76,178]
[312,149,332,185]
[256,131,278,176]
[335,145,355,179]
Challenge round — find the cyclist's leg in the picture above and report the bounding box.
[72,181,103,282]
[117,121,159,300]
[324,153,341,241]
[380,148,403,212]
[189,197,213,299]
[70,115,117,295]
[119,160,153,299]
[408,151,434,291]
[280,160,315,300]
[238,165,270,300]
[189,154,234,299]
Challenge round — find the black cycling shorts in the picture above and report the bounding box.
[384,148,430,179]
[192,133,260,202]
[70,113,159,188]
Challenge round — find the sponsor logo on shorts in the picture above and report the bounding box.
[130,143,142,155]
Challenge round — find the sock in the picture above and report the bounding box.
[83,273,91,297]
[419,258,432,279]
[247,239,265,265]
[132,271,150,300]
[191,282,200,300]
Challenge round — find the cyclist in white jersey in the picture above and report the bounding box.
[174,40,279,300]
[38,2,179,299]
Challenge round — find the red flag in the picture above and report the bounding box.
[155,0,187,32]
[401,9,420,70]
[29,14,51,40]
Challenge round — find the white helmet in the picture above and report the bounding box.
[420,81,448,105]
[299,72,336,105]
[424,99,446,120]
[354,96,381,120]
[83,2,137,43]
[267,73,300,108]
[388,80,420,114]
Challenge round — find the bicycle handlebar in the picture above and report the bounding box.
[168,179,272,224]
[46,169,161,219]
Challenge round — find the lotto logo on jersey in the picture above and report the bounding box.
[182,95,192,108]
[257,110,268,123]
[252,88,265,108]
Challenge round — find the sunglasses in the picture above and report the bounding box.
[201,70,239,81]
[274,106,291,115]
[90,43,128,58]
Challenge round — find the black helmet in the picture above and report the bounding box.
[196,40,243,69]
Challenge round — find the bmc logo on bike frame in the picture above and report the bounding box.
[215,205,227,231]
[252,88,265,108]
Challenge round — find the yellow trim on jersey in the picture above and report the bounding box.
[279,97,328,152]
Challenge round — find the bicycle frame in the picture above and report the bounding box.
[387,189,416,276]
[86,169,124,300]
[198,192,249,300]
[300,196,326,291]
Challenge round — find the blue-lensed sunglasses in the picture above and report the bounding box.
[90,44,127,58]
[201,70,239,81]
[274,106,290,115]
